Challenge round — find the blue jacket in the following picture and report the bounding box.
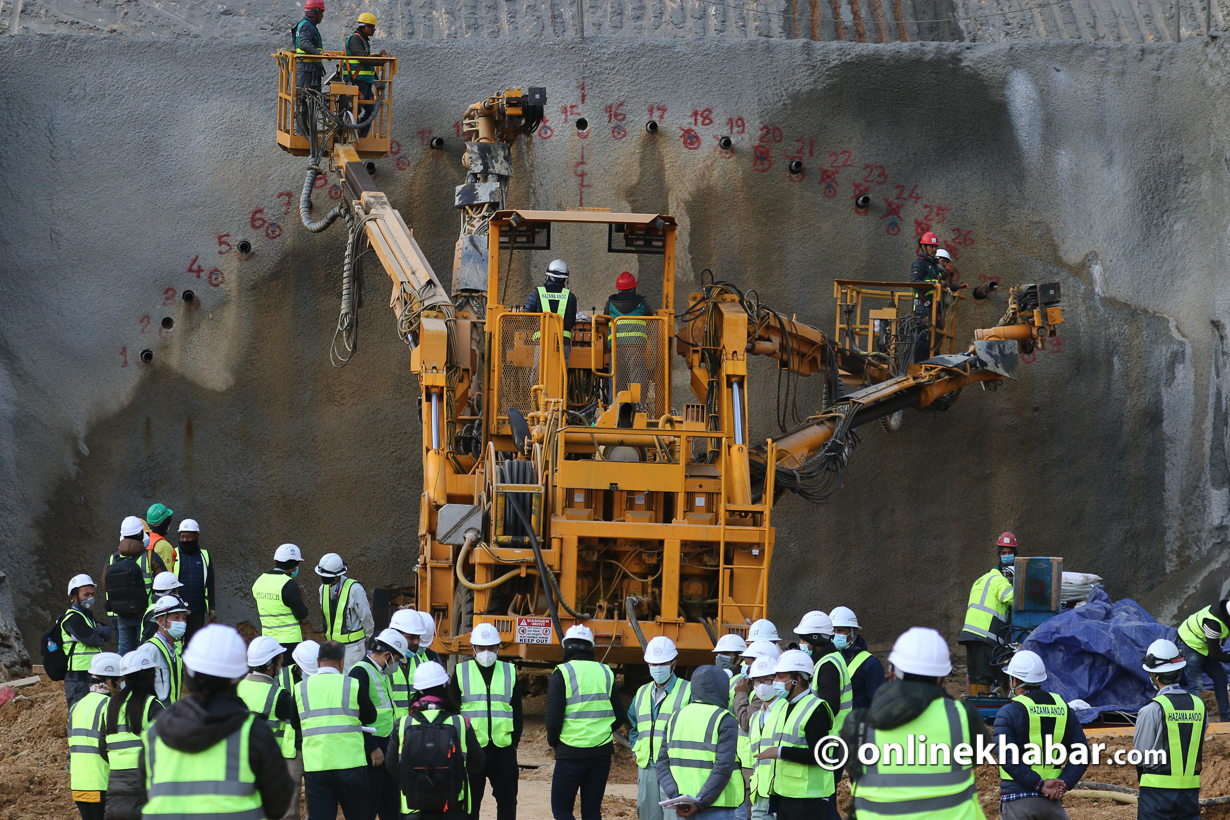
[993,689,1089,796]
[840,635,885,711]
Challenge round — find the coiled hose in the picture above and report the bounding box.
[299,166,345,234]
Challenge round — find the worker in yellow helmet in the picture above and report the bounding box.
[343,12,383,137]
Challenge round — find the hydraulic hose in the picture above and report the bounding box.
[508,492,591,625]
[454,529,539,591]
[337,101,381,130]
[299,166,345,233]
[624,597,648,651]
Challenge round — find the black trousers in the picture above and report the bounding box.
[470,743,518,820]
[1137,787,1199,820]
[550,755,610,820]
[75,795,105,820]
[306,766,369,820]
[965,641,996,686]
[355,82,375,137]
[65,671,91,713]
[295,63,324,135]
[776,795,838,820]
[368,737,399,820]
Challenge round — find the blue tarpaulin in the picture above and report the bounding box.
[1021,586,1176,723]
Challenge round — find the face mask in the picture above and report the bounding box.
[475,651,497,668]
[649,665,673,684]
[799,642,813,657]
[119,680,127,691]
[772,681,790,699]
[167,621,187,640]
[80,597,95,610]
[715,655,732,670]
[291,568,299,578]
[740,661,750,676]
[833,634,850,650]
[1000,554,1015,565]
[754,683,776,702]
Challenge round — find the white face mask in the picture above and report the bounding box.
[754,682,776,702]
[475,650,497,668]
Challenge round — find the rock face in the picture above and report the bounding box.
[0,572,31,681]
[1,33,1229,652]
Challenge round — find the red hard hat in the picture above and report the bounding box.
[997,532,1018,549]
[919,231,939,246]
[304,0,324,9]
[616,271,637,290]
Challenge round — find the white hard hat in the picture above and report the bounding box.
[470,623,502,647]
[935,248,952,261]
[749,655,777,679]
[713,634,748,654]
[794,610,834,637]
[742,640,782,661]
[830,606,859,629]
[888,627,953,678]
[315,552,347,577]
[416,611,435,642]
[546,259,569,278]
[247,635,285,668]
[1143,639,1186,673]
[375,628,409,658]
[644,636,678,664]
[178,519,200,533]
[1005,650,1047,684]
[292,640,320,675]
[152,594,189,618]
[413,660,449,690]
[121,645,160,676]
[390,609,428,636]
[89,652,124,678]
[120,516,146,538]
[564,624,595,644]
[747,619,780,642]
[152,571,183,594]
[774,649,815,677]
[68,574,96,596]
[183,624,249,680]
[274,543,302,563]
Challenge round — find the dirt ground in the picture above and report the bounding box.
[4,675,1228,820]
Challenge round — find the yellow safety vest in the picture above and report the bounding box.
[393,651,429,718]
[294,18,323,64]
[238,675,296,759]
[813,650,853,732]
[962,569,1013,641]
[847,649,873,678]
[630,677,690,768]
[352,658,397,738]
[296,673,367,772]
[1140,693,1205,790]
[105,696,159,772]
[143,715,263,820]
[749,699,785,798]
[320,578,366,644]
[69,691,110,792]
[458,660,517,748]
[1177,605,1229,656]
[766,690,834,799]
[559,660,615,748]
[147,634,183,703]
[998,691,1070,781]
[663,703,745,808]
[343,31,376,84]
[252,571,302,643]
[535,286,572,340]
[60,608,102,672]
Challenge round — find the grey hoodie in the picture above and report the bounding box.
[656,666,740,810]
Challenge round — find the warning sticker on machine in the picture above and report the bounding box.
[516,617,553,644]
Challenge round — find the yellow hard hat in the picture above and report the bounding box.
[357,12,377,25]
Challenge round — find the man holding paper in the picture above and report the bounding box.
[655,666,744,819]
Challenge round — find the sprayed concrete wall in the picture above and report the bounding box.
[2,34,1229,652]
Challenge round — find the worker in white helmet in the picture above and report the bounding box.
[842,627,987,820]
[628,636,690,820]
[746,619,780,646]
[143,595,189,705]
[100,516,166,655]
[315,552,374,671]
[546,624,626,820]
[744,655,781,820]
[793,610,851,731]
[60,573,113,711]
[829,606,884,710]
[1134,638,1208,820]
[140,572,185,643]
[252,544,311,657]
[238,636,304,820]
[174,518,214,643]
[525,259,578,364]
[349,628,409,819]
[144,625,295,819]
[755,649,836,820]
[388,609,442,717]
[448,623,524,820]
[994,650,1088,819]
[733,638,782,733]
[104,647,163,820]
[67,652,122,820]
[712,633,748,681]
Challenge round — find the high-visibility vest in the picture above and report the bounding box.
[813,650,853,731]
[1140,693,1205,790]
[1177,605,1229,656]
[294,18,323,64]
[725,673,752,769]
[143,715,263,820]
[392,651,429,717]
[148,533,177,575]
[458,659,517,748]
[343,31,376,84]
[296,673,366,771]
[147,635,183,703]
[175,548,213,611]
[252,572,302,643]
[559,660,615,748]
[395,709,471,816]
[68,691,110,792]
[609,301,649,342]
[663,702,746,808]
[535,286,572,340]
[846,649,873,678]
[353,658,397,738]
[61,608,102,672]
[851,697,980,820]
[238,675,296,759]
[962,568,1013,641]
[766,691,834,799]
[105,696,159,772]
[749,699,785,798]
[998,691,1071,781]
[320,579,366,644]
[630,677,690,768]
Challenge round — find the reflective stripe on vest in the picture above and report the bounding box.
[106,696,159,772]
[1177,606,1229,656]
[148,635,183,703]
[847,650,872,678]
[725,673,752,768]
[61,608,102,672]
[631,678,690,768]
[851,697,979,820]
[609,304,649,342]
[252,572,302,642]
[766,691,834,799]
[962,569,1012,640]
[294,19,322,64]
[750,700,785,798]
[664,703,745,808]
[1140,693,1205,790]
[296,674,367,771]
[536,286,572,340]
[143,715,262,820]
[353,658,397,738]
[69,692,110,791]
[997,691,1070,782]
[392,653,425,717]
[459,659,516,748]
[560,660,615,747]
[397,709,470,816]
[237,677,295,759]
[320,578,366,643]
[343,32,376,83]
[813,651,852,731]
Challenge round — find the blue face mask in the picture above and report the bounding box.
[1000,554,1015,566]
[772,681,790,699]
[291,568,300,578]
[833,634,850,650]
[799,643,813,657]
[167,621,187,640]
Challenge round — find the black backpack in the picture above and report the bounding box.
[104,555,147,616]
[398,711,467,815]
[41,613,72,681]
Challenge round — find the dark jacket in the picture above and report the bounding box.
[993,688,1089,796]
[385,695,486,780]
[293,16,322,55]
[446,661,525,747]
[778,686,833,766]
[525,281,578,333]
[102,696,164,820]
[63,605,111,652]
[545,644,625,758]
[176,541,215,614]
[841,635,886,711]
[604,290,651,317]
[811,642,843,718]
[655,666,739,809]
[99,539,167,615]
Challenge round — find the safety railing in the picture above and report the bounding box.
[274,50,397,158]
[833,279,964,363]
[491,312,567,426]
[609,315,670,419]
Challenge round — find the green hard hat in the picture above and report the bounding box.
[146,503,174,526]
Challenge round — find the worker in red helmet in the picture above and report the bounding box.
[958,532,1019,696]
[603,272,653,334]
[292,0,326,135]
[604,273,656,406]
[909,231,961,363]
